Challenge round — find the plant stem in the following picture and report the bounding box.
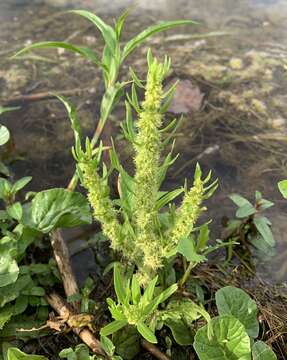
[179,261,194,288]
[141,339,170,360]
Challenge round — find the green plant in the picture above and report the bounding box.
[194,286,277,360]
[70,51,217,286]
[14,9,196,191]
[223,191,275,262]
[0,177,92,336]
[0,8,279,359]
[100,265,178,343]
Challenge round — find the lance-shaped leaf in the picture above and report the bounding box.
[70,10,117,55]
[122,20,198,60]
[13,41,102,67]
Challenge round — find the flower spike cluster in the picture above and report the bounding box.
[132,53,171,282]
[74,51,217,286]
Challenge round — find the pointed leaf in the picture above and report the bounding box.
[136,322,157,343]
[229,194,253,207]
[70,10,117,55]
[100,320,128,336]
[254,216,275,246]
[11,177,32,195]
[13,41,101,66]
[7,348,48,360]
[236,203,256,218]
[122,20,198,60]
[114,265,128,305]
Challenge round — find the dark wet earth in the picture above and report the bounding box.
[0,0,287,285]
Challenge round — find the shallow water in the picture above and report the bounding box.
[0,0,287,284]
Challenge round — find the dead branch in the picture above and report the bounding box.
[141,339,170,360]
[45,291,106,357]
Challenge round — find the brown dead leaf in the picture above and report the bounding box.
[168,79,204,114]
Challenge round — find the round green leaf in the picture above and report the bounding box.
[22,188,92,233]
[193,315,251,360]
[215,286,259,338]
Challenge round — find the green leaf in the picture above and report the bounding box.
[100,83,125,126]
[115,8,130,40]
[7,348,48,360]
[155,188,184,211]
[6,202,22,221]
[0,253,19,288]
[236,203,256,218]
[136,322,157,343]
[159,298,202,345]
[278,180,287,199]
[100,335,115,356]
[100,320,128,336]
[22,286,45,296]
[13,295,29,315]
[13,41,101,66]
[122,20,197,60]
[113,265,128,305]
[196,223,210,252]
[56,95,82,143]
[253,216,275,246]
[193,315,251,360]
[252,341,277,360]
[141,276,158,304]
[0,125,10,146]
[0,275,32,307]
[0,178,12,200]
[215,286,259,338]
[113,326,140,360]
[229,194,253,208]
[11,177,32,195]
[0,106,20,116]
[177,237,206,264]
[22,188,92,233]
[0,305,14,330]
[131,275,141,305]
[0,162,10,177]
[70,10,117,55]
